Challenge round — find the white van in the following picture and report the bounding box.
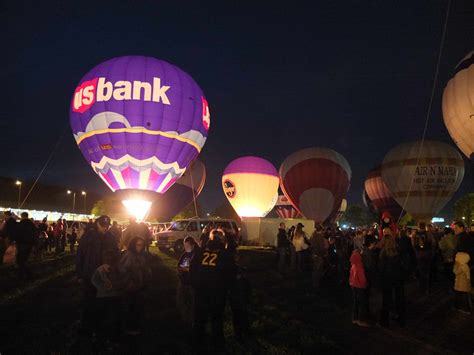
[155,218,240,253]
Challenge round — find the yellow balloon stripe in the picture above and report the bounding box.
[75,127,202,152]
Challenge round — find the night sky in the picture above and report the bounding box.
[2,1,473,216]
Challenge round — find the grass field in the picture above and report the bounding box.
[1,246,473,354]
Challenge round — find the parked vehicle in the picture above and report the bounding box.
[155,218,240,253]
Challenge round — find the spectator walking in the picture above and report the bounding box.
[349,249,370,327]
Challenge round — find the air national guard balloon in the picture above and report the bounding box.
[222,157,279,218]
[69,56,210,220]
[279,147,351,223]
[442,50,474,161]
[381,140,464,222]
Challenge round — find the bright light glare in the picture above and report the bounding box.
[16,180,22,185]
[122,199,152,222]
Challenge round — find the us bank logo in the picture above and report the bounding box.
[72,77,171,113]
[223,179,236,198]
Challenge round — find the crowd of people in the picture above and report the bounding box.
[1,209,473,352]
[276,212,474,328]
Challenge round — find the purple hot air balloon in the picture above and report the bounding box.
[150,160,206,221]
[69,56,210,218]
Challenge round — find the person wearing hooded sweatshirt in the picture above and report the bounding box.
[379,211,398,240]
[349,249,370,327]
[119,236,151,335]
[453,252,471,314]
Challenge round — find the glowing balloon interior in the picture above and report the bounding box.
[122,199,152,222]
[69,56,210,196]
[222,157,279,218]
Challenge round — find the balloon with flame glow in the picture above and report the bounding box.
[222,157,279,218]
[69,56,210,221]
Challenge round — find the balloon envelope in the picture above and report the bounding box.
[442,51,474,160]
[381,140,464,222]
[280,147,351,223]
[326,198,347,224]
[222,157,279,218]
[365,165,404,218]
[274,195,302,219]
[149,160,206,221]
[69,56,210,195]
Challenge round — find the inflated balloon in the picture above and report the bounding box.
[442,50,474,160]
[222,157,279,218]
[326,198,347,224]
[274,195,301,219]
[365,165,403,218]
[381,140,464,222]
[280,147,351,223]
[149,160,206,221]
[70,56,209,196]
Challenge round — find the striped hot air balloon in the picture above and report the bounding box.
[149,160,206,221]
[365,165,403,218]
[274,195,302,219]
[381,140,464,222]
[280,147,351,223]
[442,50,474,161]
[222,156,279,218]
[70,56,209,196]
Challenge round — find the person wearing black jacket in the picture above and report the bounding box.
[454,221,474,286]
[76,215,117,336]
[276,223,289,274]
[15,212,37,279]
[190,228,236,352]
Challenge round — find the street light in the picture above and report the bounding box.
[462,216,466,220]
[81,191,87,214]
[15,180,22,208]
[67,190,76,215]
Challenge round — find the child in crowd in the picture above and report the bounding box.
[91,250,125,344]
[453,252,471,314]
[349,248,370,327]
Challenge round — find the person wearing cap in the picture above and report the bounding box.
[76,215,118,335]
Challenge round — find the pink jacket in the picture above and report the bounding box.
[349,250,367,289]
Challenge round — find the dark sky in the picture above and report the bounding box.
[2,0,473,216]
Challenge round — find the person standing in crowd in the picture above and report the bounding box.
[120,217,151,251]
[362,234,378,319]
[38,217,48,235]
[349,247,370,327]
[190,229,236,352]
[379,236,406,327]
[15,212,37,280]
[453,252,471,314]
[109,221,122,247]
[0,211,17,264]
[397,228,417,281]
[76,216,117,336]
[412,222,435,293]
[288,225,297,271]
[53,219,63,254]
[69,226,78,253]
[292,223,309,272]
[353,230,365,251]
[199,224,212,248]
[177,236,198,326]
[439,227,457,281]
[119,236,151,335]
[454,221,474,268]
[310,225,328,288]
[276,223,289,275]
[91,250,125,346]
[61,219,68,252]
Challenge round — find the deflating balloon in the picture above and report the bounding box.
[381,140,464,222]
[279,147,351,223]
[222,157,279,218]
[149,160,206,221]
[442,51,474,160]
[365,165,404,218]
[69,56,210,195]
